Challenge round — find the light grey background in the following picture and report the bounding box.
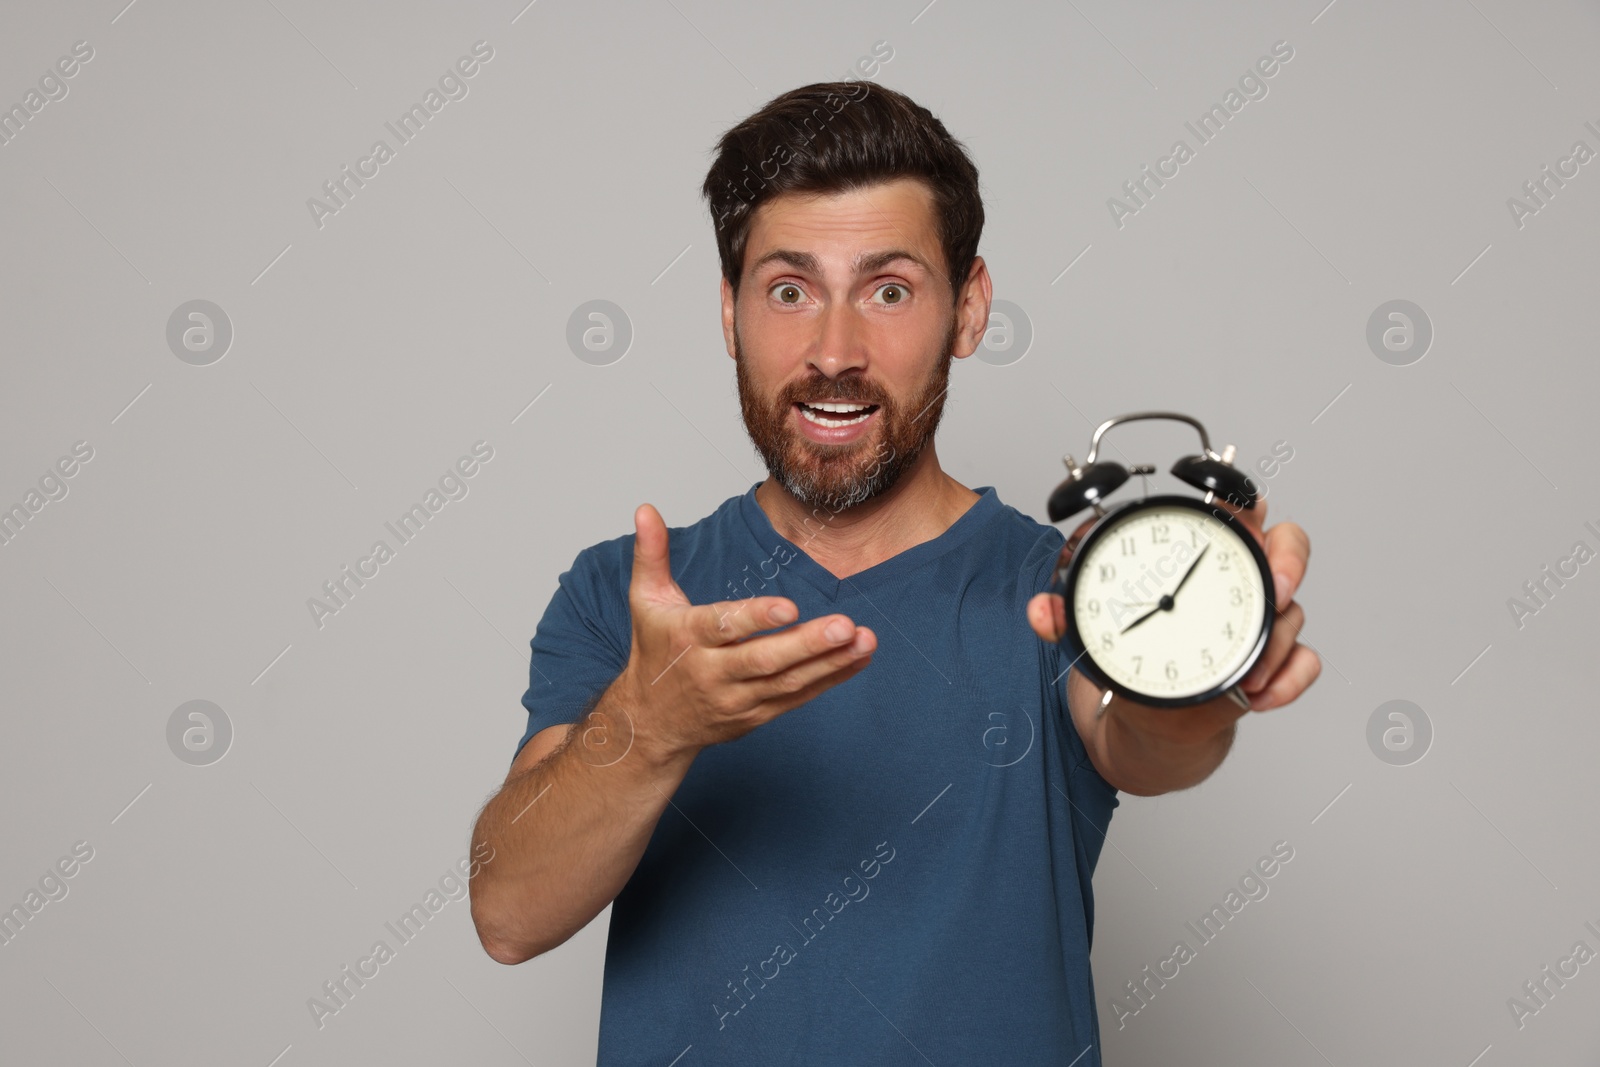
[2,0,1596,1063]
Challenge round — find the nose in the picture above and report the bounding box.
[807,299,869,381]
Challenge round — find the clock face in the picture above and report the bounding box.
[1067,498,1272,704]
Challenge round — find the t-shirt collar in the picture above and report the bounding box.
[736,481,1003,602]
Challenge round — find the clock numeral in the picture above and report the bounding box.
[1085,599,1100,617]
[1217,550,1231,571]
[1098,563,1116,582]
[1100,632,1114,651]
[1222,622,1235,640]
[1119,536,1137,557]
[1229,586,1243,606]
[1131,655,1143,675]
[1164,660,1178,680]
[1151,523,1170,544]
[1201,648,1214,669]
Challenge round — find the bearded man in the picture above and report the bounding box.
[468,81,1318,1065]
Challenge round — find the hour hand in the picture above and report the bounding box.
[1119,600,1166,634]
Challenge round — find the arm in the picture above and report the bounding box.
[1029,500,1319,797]
[468,674,698,964]
[1064,670,1239,796]
[469,503,877,965]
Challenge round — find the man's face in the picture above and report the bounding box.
[723,178,982,513]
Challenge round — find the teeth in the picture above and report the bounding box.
[806,402,871,413]
[800,406,872,427]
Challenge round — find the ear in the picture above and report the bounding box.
[950,256,993,361]
[720,276,738,361]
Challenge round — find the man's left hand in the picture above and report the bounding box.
[1026,496,1320,770]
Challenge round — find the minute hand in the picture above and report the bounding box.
[1169,543,1210,601]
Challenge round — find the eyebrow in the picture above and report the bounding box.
[747,248,936,279]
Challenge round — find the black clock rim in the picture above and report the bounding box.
[1056,494,1277,709]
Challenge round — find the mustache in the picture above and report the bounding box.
[781,375,887,407]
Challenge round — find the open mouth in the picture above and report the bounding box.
[795,401,880,427]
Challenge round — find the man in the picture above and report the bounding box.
[469,82,1317,1064]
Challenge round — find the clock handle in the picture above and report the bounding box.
[1083,411,1215,466]
[1050,411,1238,523]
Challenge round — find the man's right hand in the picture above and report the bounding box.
[615,503,876,762]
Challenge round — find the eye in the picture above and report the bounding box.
[769,282,806,304]
[871,283,907,305]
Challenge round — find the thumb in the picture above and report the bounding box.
[630,504,686,605]
[1028,591,1065,644]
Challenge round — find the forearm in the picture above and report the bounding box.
[1070,669,1240,796]
[469,681,698,964]
[1098,697,1237,795]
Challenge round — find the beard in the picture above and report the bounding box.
[734,314,957,513]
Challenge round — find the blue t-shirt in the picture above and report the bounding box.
[516,483,1120,1065]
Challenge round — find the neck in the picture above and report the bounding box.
[755,444,981,580]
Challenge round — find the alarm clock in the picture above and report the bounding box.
[1045,412,1275,710]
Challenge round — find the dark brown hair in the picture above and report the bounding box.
[701,82,984,301]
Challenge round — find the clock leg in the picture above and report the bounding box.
[1226,685,1251,710]
[1096,687,1115,721]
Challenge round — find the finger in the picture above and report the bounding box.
[717,614,868,681]
[1264,522,1310,606]
[686,597,799,646]
[629,504,685,606]
[754,650,875,718]
[746,630,877,703]
[1241,600,1304,694]
[1028,592,1065,643]
[1248,643,1322,711]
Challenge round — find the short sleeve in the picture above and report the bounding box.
[1028,528,1120,808]
[1047,633,1120,801]
[513,541,631,764]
